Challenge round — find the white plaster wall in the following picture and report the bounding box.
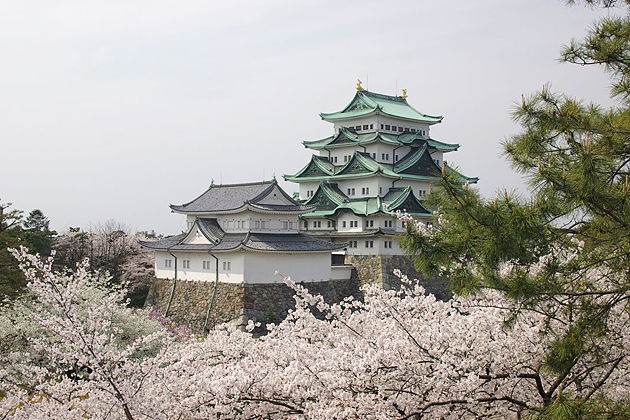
[394,146,411,162]
[305,218,334,231]
[216,210,299,233]
[154,251,245,283]
[376,238,403,255]
[395,180,432,198]
[337,212,364,233]
[244,252,331,283]
[429,151,443,167]
[363,143,396,164]
[376,177,393,196]
[328,146,359,166]
[331,265,353,280]
[186,215,196,231]
[299,182,320,200]
[333,117,377,134]
[374,117,430,136]
[182,225,212,244]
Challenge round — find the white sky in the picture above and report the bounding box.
[0,0,620,234]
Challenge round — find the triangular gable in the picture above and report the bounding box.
[340,91,377,114]
[394,145,441,177]
[305,183,347,211]
[336,152,378,176]
[253,183,299,206]
[181,221,213,245]
[287,155,335,179]
[385,187,431,215]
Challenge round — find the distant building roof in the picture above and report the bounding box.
[139,218,345,253]
[170,179,315,214]
[320,90,443,124]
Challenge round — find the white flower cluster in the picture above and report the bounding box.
[1,250,628,419]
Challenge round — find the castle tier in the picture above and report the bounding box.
[140,180,348,284]
[284,88,477,256]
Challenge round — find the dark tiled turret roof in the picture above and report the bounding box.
[170,179,314,214]
[139,218,345,253]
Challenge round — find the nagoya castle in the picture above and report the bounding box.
[142,81,476,333]
[285,80,476,256]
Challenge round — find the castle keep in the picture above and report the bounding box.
[143,84,476,332]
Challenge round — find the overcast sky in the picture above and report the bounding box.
[0,0,620,234]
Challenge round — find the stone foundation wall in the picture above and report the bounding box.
[345,255,451,301]
[144,255,449,334]
[145,279,244,333]
[145,274,361,334]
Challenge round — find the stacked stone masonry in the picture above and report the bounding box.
[144,255,449,333]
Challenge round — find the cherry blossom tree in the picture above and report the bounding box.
[1,249,628,419]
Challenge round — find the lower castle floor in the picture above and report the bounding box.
[144,255,450,334]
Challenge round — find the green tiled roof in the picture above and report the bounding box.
[300,183,431,218]
[302,128,459,152]
[285,146,471,183]
[320,90,443,124]
[288,155,336,179]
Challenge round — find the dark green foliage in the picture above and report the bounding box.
[21,209,56,257]
[0,200,27,300]
[402,1,630,416]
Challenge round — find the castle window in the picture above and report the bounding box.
[379,187,382,194]
[363,124,368,130]
[183,260,191,269]
[304,221,308,228]
[282,221,289,230]
[203,260,213,270]
[380,124,384,129]
[327,220,332,228]
[355,125,361,130]
[395,154,399,162]
[342,221,347,228]
[344,155,348,162]
[385,124,391,130]
[365,240,374,248]
[370,124,373,129]
[372,153,376,159]
[165,259,172,268]
[222,261,231,270]
[361,187,369,194]
[404,127,409,132]
[353,241,357,248]
[384,240,392,248]
[333,156,338,163]
[398,126,403,132]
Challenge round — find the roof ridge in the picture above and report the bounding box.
[210,179,275,188]
[362,90,407,102]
